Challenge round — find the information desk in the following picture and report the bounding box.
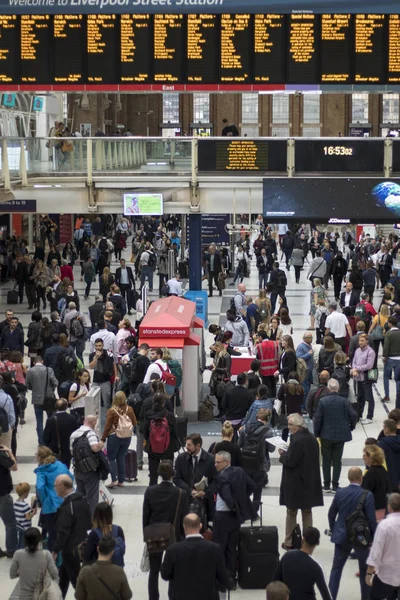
[1,13,400,86]
[230,348,254,376]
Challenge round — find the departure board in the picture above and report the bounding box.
[120,14,151,83]
[320,14,351,82]
[154,14,184,83]
[253,14,285,83]
[295,140,385,172]
[0,16,18,84]
[187,14,218,83]
[388,14,400,83]
[198,140,287,172]
[220,14,251,83]
[355,14,386,83]
[53,15,83,84]
[87,14,117,84]
[287,14,318,84]
[20,15,51,84]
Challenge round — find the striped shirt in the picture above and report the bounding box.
[14,500,31,530]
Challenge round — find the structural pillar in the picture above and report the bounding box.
[188,214,202,291]
[28,213,33,249]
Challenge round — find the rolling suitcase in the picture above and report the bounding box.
[238,505,279,590]
[125,449,138,482]
[7,289,18,304]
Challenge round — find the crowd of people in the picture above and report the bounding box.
[0,217,400,600]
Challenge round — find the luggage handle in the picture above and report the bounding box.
[250,500,263,527]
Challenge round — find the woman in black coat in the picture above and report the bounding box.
[46,244,61,267]
[362,444,389,522]
[143,393,177,486]
[318,335,338,375]
[277,335,297,382]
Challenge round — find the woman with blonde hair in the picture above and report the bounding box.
[369,303,390,355]
[116,317,133,358]
[32,260,50,310]
[254,289,271,325]
[99,265,114,302]
[101,391,137,489]
[309,277,327,330]
[362,444,389,522]
[34,446,72,551]
[213,420,242,466]
[49,258,61,279]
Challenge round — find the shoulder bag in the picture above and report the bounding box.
[92,569,120,600]
[33,551,62,600]
[53,416,62,461]
[144,488,183,553]
[42,368,57,414]
[308,259,323,282]
[369,315,384,341]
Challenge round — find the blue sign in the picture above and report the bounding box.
[187,213,229,248]
[0,200,37,213]
[32,97,44,112]
[0,0,398,14]
[184,290,208,327]
[2,93,16,107]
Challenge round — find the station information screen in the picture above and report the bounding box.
[295,140,385,172]
[198,140,287,172]
[6,14,400,86]
[392,141,400,173]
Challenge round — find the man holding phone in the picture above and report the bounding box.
[0,444,18,557]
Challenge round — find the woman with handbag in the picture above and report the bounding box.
[369,304,389,356]
[32,261,50,311]
[25,312,44,366]
[208,342,232,417]
[101,391,136,489]
[34,447,73,552]
[277,372,304,440]
[10,527,60,600]
[99,266,114,302]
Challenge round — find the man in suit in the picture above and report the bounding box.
[115,259,135,315]
[339,282,359,314]
[142,460,189,600]
[328,467,377,600]
[204,245,223,298]
[213,451,255,587]
[88,295,105,332]
[256,247,270,289]
[43,399,78,469]
[174,433,217,523]
[161,512,231,600]
[313,379,358,493]
[221,373,253,423]
[25,356,58,446]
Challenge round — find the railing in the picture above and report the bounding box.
[0,136,397,190]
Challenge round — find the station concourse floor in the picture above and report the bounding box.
[0,240,391,600]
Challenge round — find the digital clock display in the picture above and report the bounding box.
[295,139,385,172]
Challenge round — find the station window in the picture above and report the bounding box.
[352,93,369,123]
[271,126,290,137]
[163,93,180,123]
[382,93,400,123]
[272,94,289,124]
[193,93,210,123]
[242,93,258,124]
[63,93,68,123]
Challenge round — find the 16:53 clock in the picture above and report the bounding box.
[323,146,354,156]
[295,140,384,172]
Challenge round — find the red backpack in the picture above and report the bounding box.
[156,363,177,388]
[149,416,170,454]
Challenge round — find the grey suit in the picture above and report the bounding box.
[26,363,58,445]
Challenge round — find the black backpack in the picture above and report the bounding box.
[319,311,328,335]
[127,392,144,420]
[99,239,108,253]
[148,252,157,269]
[241,426,263,474]
[123,355,139,384]
[345,489,373,548]
[0,399,9,433]
[276,271,287,289]
[70,316,84,338]
[55,350,77,382]
[230,293,241,312]
[72,431,99,474]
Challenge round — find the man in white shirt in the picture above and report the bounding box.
[366,493,400,599]
[143,348,170,384]
[89,319,116,358]
[325,302,352,350]
[166,274,183,297]
[140,243,155,292]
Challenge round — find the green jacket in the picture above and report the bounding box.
[383,328,400,358]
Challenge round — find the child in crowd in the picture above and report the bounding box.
[14,482,37,549]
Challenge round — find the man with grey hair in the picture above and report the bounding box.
[63,301,87,361]
[325,301,352,350]
[213,451,255,587]
[278,413,323,551]
[366,493,400,598]
[313,379,358,493]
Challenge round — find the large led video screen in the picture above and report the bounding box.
[263,178,400,222]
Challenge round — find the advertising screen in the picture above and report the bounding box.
[263,178,400,222]
[123,193,163,216]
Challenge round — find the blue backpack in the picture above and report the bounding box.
[57,297,67,320]
[94,525,125,566]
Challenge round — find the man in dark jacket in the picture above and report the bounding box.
[281,231,295,270]
[331,251,348,301]
[256,248,270,289]
[279,414,323,550]
[313,379,358,493]
[88,295,105,332]
[270,262,287,313]
[115,259,135,314]
[43,399,78,468]
[378,418,400,492]
[14,256,29,304]
[328,467,376,600]
[143,460,189,600]
[174,433,217,523]
[339,282,359,314]
[221,373,253,421]
[54,474,92,599]
[161,512,231,600]
[0,316,24,353]
[306,370,330,419]
[213,451,255,585]
[203,245,223,298]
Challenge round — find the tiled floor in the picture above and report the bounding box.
[0,237,392,600]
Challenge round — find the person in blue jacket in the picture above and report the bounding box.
[296,332,314,398]
[34,445,73,551]
[328,466,377,600]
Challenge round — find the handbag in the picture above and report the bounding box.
[140,544,150,573]
[33,552,62,600]
[144,489,182,553]
[367,368,378,383]
[308,260,322,282]
[218,272,226,291]
[93,569,120,600]
[42,368,57,413]
[369,315,384,341]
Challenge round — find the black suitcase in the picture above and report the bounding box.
[125,449,138,482]
[7,289,18,305]
[238,506,279,590]
[175,416,188,448]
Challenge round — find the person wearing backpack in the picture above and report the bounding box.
[328,467,377,600]
[83,501,126,566]
[140,243,156,292]
[143,348,171,384]
[0,375,16,449]
[101,391,136,489]
[64,301,88,362]
[143,393,177,486]
[270,262,287,314]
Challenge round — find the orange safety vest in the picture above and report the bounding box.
[256,340,279,376]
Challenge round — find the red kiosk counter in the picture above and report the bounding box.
[139,297,204,421]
